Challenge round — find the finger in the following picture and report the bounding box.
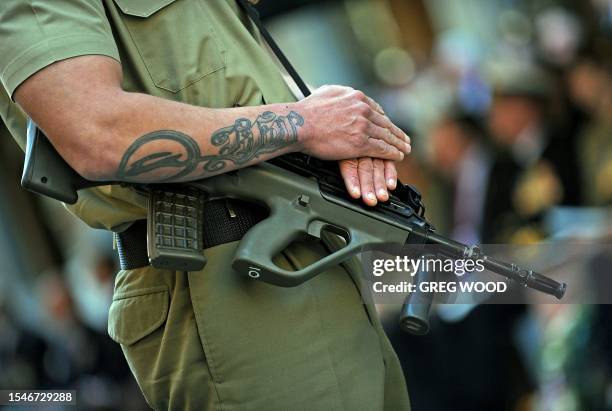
[373,158,388,202]
[384,160,398,190]
[367,122,411,154]
[358,157,377,206]
[363,95,385,115]
[339,159,361,199]
[369,111,411,144]
[364,139,405,162]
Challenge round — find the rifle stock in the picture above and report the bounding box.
[22,120,109,204]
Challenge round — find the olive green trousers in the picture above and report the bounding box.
[108,239,410,411]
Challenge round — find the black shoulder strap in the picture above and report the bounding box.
[237,0,312,98]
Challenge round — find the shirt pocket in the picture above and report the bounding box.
[112,0,226,93]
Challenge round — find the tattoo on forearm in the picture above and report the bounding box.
[116,111,304,181]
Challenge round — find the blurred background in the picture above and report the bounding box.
[1,0,611,410]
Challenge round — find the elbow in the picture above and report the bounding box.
[55,90,133,181]
[71,149,116,182]
[52,114,123,182]
[69,128,119,182]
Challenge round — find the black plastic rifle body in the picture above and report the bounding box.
[21,123,567,334]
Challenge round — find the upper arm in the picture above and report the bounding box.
[0,0,121,99]
[14,55,123,141]
[0,0,124,168]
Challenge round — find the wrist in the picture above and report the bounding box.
[288,100,312,154]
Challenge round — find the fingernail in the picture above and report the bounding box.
[399,152,404,160]
[405,143,411,152]
[351,187,361,197]
[378,189,388,198]
[388,178,396,188]
[366,192,376,201]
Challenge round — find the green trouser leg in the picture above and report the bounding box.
[108,239,410,411]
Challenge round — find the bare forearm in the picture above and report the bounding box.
[79,91,304,182]
[14,57,410,188]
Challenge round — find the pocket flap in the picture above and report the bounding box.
[113,0,176,18]
[108,286,169,346]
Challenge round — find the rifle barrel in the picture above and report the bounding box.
[409,228,567,300]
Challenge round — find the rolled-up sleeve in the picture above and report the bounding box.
[0,0,120,98]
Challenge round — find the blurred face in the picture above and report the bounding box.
[488,96,540,146]
[567,61,607,111]
[39,274,73,321]
[429,121,469,177]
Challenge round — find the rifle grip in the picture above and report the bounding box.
[231,199,370,286]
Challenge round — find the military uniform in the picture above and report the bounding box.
[0,1,410,410]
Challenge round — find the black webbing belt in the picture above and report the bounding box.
[116,1,310,270]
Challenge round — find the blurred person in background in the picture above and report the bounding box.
[35,271,142,410]
[390,110,534,411]
[483,64,579,243]
[548,51,612,411]
[567,55,612,206]
[428,111,491,245]
[0,289,49,392]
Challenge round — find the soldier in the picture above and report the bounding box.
[0,1,412,410]
[483,63,576,243]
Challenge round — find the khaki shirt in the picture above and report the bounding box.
[0,0,296,230]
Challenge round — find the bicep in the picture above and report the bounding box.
[0,0,123,151]
[14,55,123,136]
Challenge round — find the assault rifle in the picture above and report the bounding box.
[21,121,566,334]
[18,0,566,334]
